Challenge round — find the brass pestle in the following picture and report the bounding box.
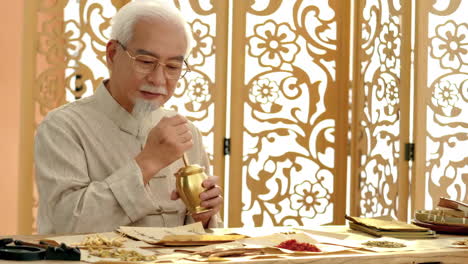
[175,153,212,214]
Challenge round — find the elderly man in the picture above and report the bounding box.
[35,0,223,234]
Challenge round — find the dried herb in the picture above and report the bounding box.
[276,239,321,252]
[79,234,127,247]
[88,248,157,261]
[362,240,406,248]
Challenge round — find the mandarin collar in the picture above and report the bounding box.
[94,81,157,137]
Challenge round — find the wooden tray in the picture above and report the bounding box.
[412,219,468,235]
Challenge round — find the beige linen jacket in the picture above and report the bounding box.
[35,82,222,234]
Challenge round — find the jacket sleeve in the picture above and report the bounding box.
[35,116,158,234]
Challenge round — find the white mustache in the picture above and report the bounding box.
[140,84,167,95]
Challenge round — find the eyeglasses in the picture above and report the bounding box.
[117,41,190,80]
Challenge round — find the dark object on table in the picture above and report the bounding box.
[0,238,80,261]
[438,197,468,213]
[0,238,45,261]
[412,219,468,235]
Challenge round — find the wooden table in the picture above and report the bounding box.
[2,226,467,264]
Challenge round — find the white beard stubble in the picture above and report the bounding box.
[131,84,166,121]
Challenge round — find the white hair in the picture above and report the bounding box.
[110,0,193,57]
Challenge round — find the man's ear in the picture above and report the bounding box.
[106,40,118,69]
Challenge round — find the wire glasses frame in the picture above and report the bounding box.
[117,41,191,80]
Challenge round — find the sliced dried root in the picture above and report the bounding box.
[80,234,127,248]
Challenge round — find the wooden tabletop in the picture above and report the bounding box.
[1,226,467,264]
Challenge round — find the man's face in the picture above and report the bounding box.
[106,19,188,112]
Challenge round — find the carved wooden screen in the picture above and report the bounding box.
[19,0,467,234]
[350,0,412,220]
[19,0,227,234]
[413,0,468,210]
[228,1,350,227]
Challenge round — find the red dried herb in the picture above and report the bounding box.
[276,239,321,252]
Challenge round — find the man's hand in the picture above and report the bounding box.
[136,115,193,184]
[171,175,223,227]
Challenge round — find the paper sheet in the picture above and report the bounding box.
[210,226,301,237]
[239,232,351,254]
[117,222,206,244]
[294,227,350,240]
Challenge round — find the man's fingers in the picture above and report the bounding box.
[179,131,193,143]
[202,176,219,189]
[170,190,180,200]
[175,123,190,135]
[180,139,194,151]
[200,185,222,201]
[192,202,221,223]
[200,195,223,209]
[191,212,210,223]
[164,114,188,126]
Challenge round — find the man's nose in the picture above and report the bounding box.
[146,63,166,85]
